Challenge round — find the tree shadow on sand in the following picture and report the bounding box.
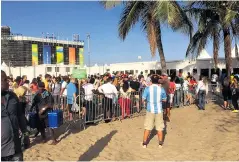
[78,130,117,161]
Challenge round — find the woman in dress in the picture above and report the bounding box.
[118,81,132,119]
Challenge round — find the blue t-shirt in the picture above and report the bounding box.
[67,82,77,104]
[142,84,167,114]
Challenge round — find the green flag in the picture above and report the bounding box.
[72,68,87,79]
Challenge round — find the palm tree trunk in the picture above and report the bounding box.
[213,31,219,68]
[155,22,167,74]
[223,27,232,76]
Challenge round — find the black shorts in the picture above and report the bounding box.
[222,89,232,101]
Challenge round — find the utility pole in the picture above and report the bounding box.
[87,33,90,75]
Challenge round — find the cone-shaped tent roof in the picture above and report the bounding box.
[197,49,212,60]
[1,62,8,72]
[231,44,239,58]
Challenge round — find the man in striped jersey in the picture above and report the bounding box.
[142,75,167,148]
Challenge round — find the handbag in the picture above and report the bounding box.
[71,102,80,112]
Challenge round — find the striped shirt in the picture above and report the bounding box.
[142,84,167,114]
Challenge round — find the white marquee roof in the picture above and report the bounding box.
[231,44,239,58]
[197,49,212,60]
[1,62,8,72]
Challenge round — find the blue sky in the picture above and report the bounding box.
[2,1,226,65]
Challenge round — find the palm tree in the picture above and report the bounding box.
[185,1,239,75]
[101,1,193,73]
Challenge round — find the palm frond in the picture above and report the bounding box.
[154,1,193,38]
[100,1,122,9]
[186,31,203,58]
[223,8,238,28]
[146,13,157,57]
[118,1,145,40]
[186,20,216,59]
[170,1,193,38]
[197,33,208,57]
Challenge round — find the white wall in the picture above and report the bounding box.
[3,57,239,81]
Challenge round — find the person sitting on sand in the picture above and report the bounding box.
[142,75,167,148]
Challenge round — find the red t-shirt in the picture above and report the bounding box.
[189,80,197,91]
[168,81,176,94]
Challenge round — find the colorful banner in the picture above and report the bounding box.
[69,47,75,65]
[79,47,84,67]
[43,45,51,64]
[32,44,38,65]
[56,46,63,64]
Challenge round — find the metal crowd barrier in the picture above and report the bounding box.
[171,83,223,107]
[59,90,146,124]
[24,82,229,130]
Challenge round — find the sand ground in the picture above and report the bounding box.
[24,103,239,161]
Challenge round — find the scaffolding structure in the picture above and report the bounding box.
[1,34,84,67]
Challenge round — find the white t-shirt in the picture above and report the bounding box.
[98,83,118,99]
[83,83,94,101]
[183,80,189,91]
[196,80,208,94]
[61,81,68,96]
[211,74,218,82]
[175,83,181,90]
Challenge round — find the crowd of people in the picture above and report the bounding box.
[2,69,239,159]
[5,70,239,122]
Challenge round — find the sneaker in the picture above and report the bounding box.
[158,141,163,148]
[142,143,147,148]
[232,110,239,113]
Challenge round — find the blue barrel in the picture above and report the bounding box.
[48,110,63,128]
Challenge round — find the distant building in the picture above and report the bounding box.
[2,47,238,81]
[1,26,84,67]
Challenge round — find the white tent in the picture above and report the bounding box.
[1,62,8,72]
[231,44,239,58]
[197,49,212,60]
